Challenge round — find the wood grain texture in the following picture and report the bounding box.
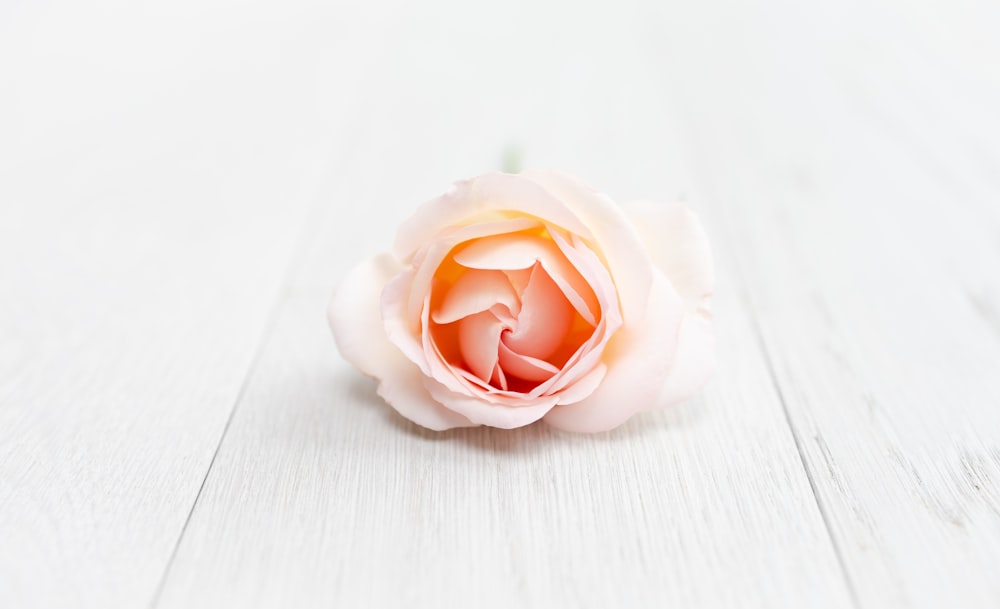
[0,1,378,607]
[154,2,853,607]
[639,0,1000,606]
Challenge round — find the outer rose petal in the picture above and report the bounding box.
[423,376,558,429]
[328,254,476,431]
[622,201,714,314]
[519,170,654,325]
[543,270,683,433]
[392,173,592,262]
[329,254,405,378]
[649,313,716,410]
[554,363,607,404]
[378,357,479,431]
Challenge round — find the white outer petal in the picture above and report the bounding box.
[377,358,479,431]
[329,253,406,378]
[392,173,593,262]
[648,313,716,410]
[622,201,714,314]
[328,254,476,431]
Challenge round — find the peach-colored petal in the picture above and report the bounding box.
[407,216,541,322]
[423,376,558,429]
[423,288,487,396]
[519,299,614,399]
[622,201,714,314]
[498,342,559,382]
[455,367,524,399]
[501,264,572,360]
[328,254,476,431]
[520,228,621,399]
[433,269,521,324]
[458,310,505,383]
[554,362,606,404]
[648,313,716,410]
[392,173,593,262]
[543,270,683,433]
[491,363,509,391]
[520,170,654,325]
[502,268,532,295]
[464,226,622,403]
[488,303,517,326]
[547,228,620,328]
[455,232,599,326]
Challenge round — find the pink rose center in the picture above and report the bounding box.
[428,228,600,394]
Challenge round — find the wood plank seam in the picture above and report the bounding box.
[744,298,863,609]
[147,188,335,609]
[716,213,863,609]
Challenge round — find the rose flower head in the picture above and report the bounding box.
[329,171,714,432]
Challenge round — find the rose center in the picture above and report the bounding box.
[428,229,600,394]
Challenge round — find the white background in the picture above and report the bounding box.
[2,0,1000,607]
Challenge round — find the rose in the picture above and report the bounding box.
[328,171,714,432]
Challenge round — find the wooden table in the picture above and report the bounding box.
[2,0,999,607]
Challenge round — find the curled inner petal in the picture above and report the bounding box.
[457,310,506,383]
[498,342,560,382]
[433,269,520,324]
[417,224,618,405]
[500,263,571,360]
[455,232,600,325]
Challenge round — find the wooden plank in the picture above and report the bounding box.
[0,2,381,607]
[640,0,1000,606]
[155,2,853,606]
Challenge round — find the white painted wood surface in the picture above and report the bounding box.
[2,0,998,607]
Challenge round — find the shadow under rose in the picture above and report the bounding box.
[337,368,704,454]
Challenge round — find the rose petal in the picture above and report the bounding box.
[381,269,430,375]
[491,363,509,391]
[455,232,562,270]
[543,269,683,433]
[458,310,505,383]
[519,170,654,325]
[433,269,521,324]
[554,362,606,404]
[622,201,714,314]
[547,227,619,328]
[328,254,476,431]
[526,229,622,398]
[498,342,560,382]
[503,268,532,295]
[407,217,542,322]
[455,232,599,326]
[423,376,558,429]
[376,361,479,431]
[423,289,488,396]
[329,253,408,377]
[392,173,593,262]
[647,313,716,410]
[501,263,572,360]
